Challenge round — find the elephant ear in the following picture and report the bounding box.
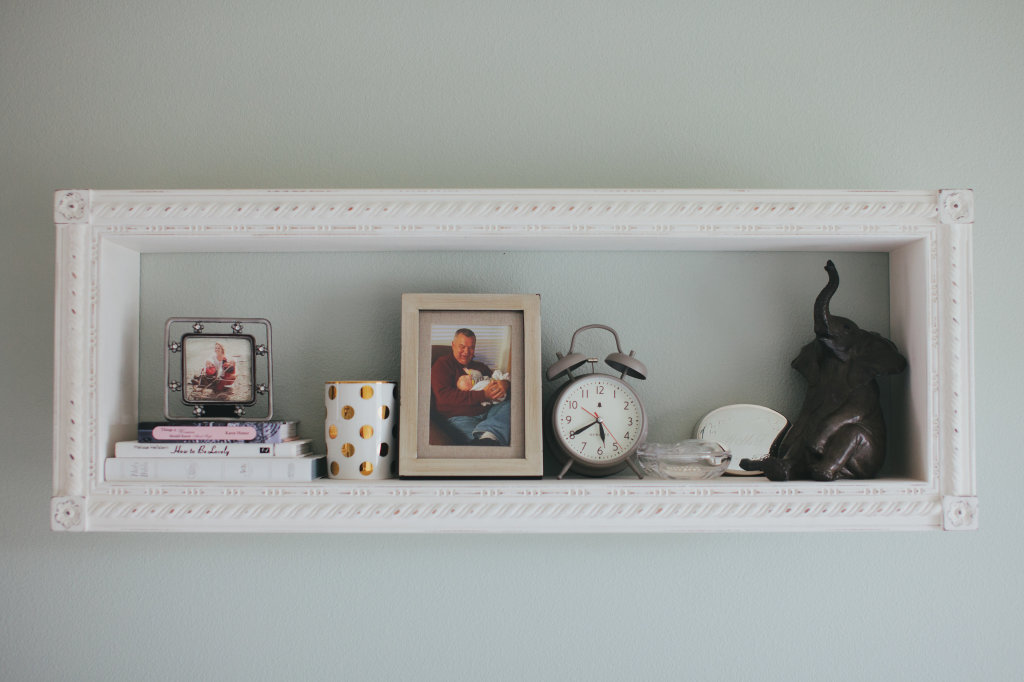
[848,332,908,386]
[790,340,823,383]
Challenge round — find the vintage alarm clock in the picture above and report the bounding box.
[546,324,648,479]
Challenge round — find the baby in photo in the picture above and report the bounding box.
[457,368,510,405]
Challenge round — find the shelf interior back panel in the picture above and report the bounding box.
[138,250,903,475]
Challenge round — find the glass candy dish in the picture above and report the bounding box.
[634,440,732,480]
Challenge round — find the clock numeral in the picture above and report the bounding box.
[627,417,634,426]
[569,400,578,409]
[595,385,605,395]
[596,446,604,457]
[563,415,572,423]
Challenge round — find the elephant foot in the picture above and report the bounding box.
[813,426,884,480]
[808,464,840,481]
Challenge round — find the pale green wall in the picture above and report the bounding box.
[2,1,1020,680]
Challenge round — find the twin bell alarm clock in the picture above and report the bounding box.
[546,324,648,479]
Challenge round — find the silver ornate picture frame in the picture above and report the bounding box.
[163,317,273,421]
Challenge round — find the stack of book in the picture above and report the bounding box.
[105,420,326,483]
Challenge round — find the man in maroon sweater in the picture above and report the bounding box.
[431,328,511,445]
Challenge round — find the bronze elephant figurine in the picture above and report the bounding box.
[740,260,907,481]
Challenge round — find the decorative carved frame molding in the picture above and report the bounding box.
[52,189,976,532]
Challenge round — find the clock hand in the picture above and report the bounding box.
[569,419,599,438]
[583,406,616,446]
[594,413,622,449]
[577,408,607,442]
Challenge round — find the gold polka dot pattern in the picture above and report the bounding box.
[325,381,397,480]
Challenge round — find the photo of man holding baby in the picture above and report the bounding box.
[429,326,512,446]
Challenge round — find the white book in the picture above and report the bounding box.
[114,439,312,458]
[104,454,326,482]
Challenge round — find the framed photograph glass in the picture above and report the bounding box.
[164,318,273,421]
[399,294,542,477]
[181,334,255,404]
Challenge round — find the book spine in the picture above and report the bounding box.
[104,455,326,482]
[137,422,295,443]
[115,440,311,458]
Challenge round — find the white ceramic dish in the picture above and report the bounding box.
[693,404,789,476]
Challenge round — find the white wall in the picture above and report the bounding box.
[3,1,1021,680]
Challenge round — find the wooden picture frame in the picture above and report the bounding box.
[399,293,543,477]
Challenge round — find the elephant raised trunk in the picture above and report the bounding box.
[814,259,840,339]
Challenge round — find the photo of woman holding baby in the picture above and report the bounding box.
[182,336,254,404]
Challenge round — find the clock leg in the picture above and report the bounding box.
[625,457,644,479]
[556,459,574,480]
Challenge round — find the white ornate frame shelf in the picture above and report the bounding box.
[51,189,977,532]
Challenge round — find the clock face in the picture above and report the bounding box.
[553,374,645,464]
